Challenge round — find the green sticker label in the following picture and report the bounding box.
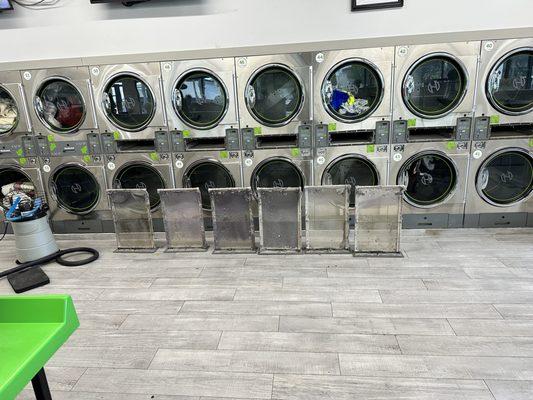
[149,152,160,161]
[366,144,375,153]
[327,123,337,132]
[220,151,229,159]
[291,148,301,157]
[529,138,533,148]
[182,130,191,138]
[18,157,27,166]
[113,131,120,140]
[49,143,57,152]
[15,148,23,156]
[490,115,500,124]
[407,119,417,128]
[83,155,91,163]
[47,134,55,142]
[446,141,457,150]
[253,127,262,135]
[81,145,88,155]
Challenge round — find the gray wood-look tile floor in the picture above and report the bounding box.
[2,228,532,400]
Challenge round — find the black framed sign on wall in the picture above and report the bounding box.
[352,0,404,11]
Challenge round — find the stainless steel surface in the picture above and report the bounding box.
[304,185,350,251]
[0,70,32,144]
[108,188,156,252]
[258,187,302,253]
[210,187,255,252]
[354,185,403,254]
[158,188,207,252]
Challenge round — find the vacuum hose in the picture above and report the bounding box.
[0,247,99,279]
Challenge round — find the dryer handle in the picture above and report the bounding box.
[102,92,111,112]
[34,96,44,116]
[173,88,183,111]
[246,85,256,108]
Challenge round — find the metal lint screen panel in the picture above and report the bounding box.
[305,185,350,251]
[258,187,301,252]
[159,188,207,251]
[108,189,156,252]
[209,188,255,252]
[354,185,403,254]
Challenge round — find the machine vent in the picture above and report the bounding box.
[255,134,299,149]
[185,137,226,151]
[329,130,374,145]
[407,126,455,142]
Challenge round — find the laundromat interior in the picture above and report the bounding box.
[0,0,532,399]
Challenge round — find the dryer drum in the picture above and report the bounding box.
[103,74,155,131]
[398,153,457,206]
[486,49,533,115]
[173,70,228,129]
[322,155,379,207]
[183,161,235,210]
[113,163,165,210]
[403,55,467,118]
[252,158,304,195]
[0,86,19,136]
[322,60,383,122]
[246,65,303,126]
[51,165,100,214]
[0,168,34,211]
[477,150,533,205]
[35,79,85,133]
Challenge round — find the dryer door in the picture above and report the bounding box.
[321,155,379,206]
[183,161,236,210]
[113,163,166,211]
[398,152,458,207]
[51,165,101,214]
[477,150,533,206]
[0,86,20,137]
[0,166,36,212]
[252,158,304,195]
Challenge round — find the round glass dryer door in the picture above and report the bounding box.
[0,168,34,210]
[486,49,533,115]
[0,87,19,136]
[103,74,155,131]
[183,161,235,209]
[322,60,383,122]
[398,153,457,207]
[246,66,303,126]
[403,55,467,118]
[51,166,100,214]
[35,79,85,133]
[477,150,533,205]
[322,156,379,206]
[173,70,228,129]
[114,164,165,210]
[252,158,304,194]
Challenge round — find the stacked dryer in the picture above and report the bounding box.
[465,39,533,228]
[312,47,393,213]
[390,42,480,228]
[21,66,110,233]
[0,71,42,228]
[237,53,313,196]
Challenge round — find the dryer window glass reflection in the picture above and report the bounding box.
[35,79,85,133]
[398,154,457,206]
[478,151,533,205]
[487,50,533,115]
[403,56,467,118]
[174,71,227,129]
[247,66,303,126]
[322,61,383,122]
[0,87,19,135]
[52,166,100,214]
[114,164,165,210]
[322,156,379,206]
[184,162,235,210]
[252,159,304,195]
[104,75,155,131]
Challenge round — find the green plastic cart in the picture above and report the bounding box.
[0,295,79,400]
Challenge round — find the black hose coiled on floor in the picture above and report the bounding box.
[0,247,99,279]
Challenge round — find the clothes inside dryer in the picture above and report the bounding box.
[403,55,467,118]
[477,150,533,205]
[183,161,235,209]
[173,70,227,129]
[0,87,18,136]
[252,158,304,194]
[0,168,35,211]
[113,163,165,210]
[51,165,100,214]
[35,79,85,133]
[398,153,457,206]
[246,66,303,126]
[322,155,379,206]
[322,60,383,122]
[486,49,533,115]
[104,74,155,131]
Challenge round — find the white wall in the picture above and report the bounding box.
[0,0,532,65]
